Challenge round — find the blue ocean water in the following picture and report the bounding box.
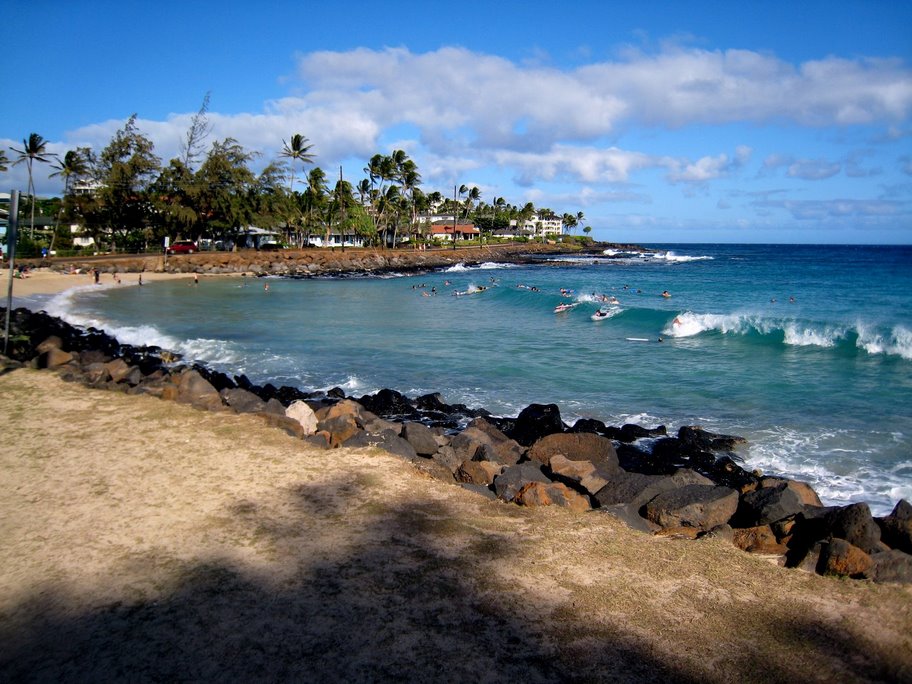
[48,244,912,515]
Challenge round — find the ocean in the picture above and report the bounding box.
[45,243,912,515]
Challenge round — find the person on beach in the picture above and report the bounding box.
[93,268,100,285]
[138,274,143,286]
[193,273,199,286]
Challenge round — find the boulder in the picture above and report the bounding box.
[826,503,881,554]
[644,484,739,530]
[506,403,566,446]
[593,468,712,510]
[493,462,551,502]
[255,412,306,438]
[527,432,619,472]
[220,388,267,413]
[568,417,608,434]
[401,421,439,457]
[758,477,823,508]
[318,414,362,447]
[600,503,661,534]
[732,525,789,555]
[818,538,874,579]
[869,549,912,584]
[678,425,747,452]
[547,454,612,496]
[104,358,139,384]
[431,446,462,473]
[734,481,808,527]
[357,388,417,418]
[176,369,224,411]
[285,400,318,435]
[513,481,591,512]
[450,423,522,466]
[263,398,286,416]
[35,335,63,353]
[606,423,667,443]
[37,348,74,370]
[456,460,504,486]
[84,362,112,384]
[877,499,912,554]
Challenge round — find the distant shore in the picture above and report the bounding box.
[10,242,641,280]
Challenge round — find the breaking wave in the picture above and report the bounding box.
[662,311,912,360]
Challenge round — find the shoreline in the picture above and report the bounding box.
[2,368,910,680]
[10,241,638,278]
[2,269,911,678]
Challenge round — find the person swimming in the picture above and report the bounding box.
[662,290,671,298]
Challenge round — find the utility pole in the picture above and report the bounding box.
[4,191,20,355]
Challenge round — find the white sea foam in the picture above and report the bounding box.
[661,310,910,360]
[662,311,750,337]
[654,251,714,263]
[856,323,912,360]
[745,425,903,516]
[782,323,844,348]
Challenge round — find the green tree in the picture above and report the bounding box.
[150,159,198,243]
[49,149,91,197]
[194,138,257,246]
[10,133,55,237]
[89,116,161,251]
[280,133,315,192]
[179,92,213,171]
[303,167,329,247]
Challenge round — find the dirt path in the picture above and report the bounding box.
[1,369,910,682]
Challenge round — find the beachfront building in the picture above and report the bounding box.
[307,229,367,249]
[428,222,480,242]
[510,213,563,240]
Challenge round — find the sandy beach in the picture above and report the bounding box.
[1,270,911,681]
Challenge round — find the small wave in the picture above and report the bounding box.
[856,323,912,361]
[654,251,714,263]
[445,261,516,272]
[662,311,910,360]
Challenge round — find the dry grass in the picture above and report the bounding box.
[1,368,910,682]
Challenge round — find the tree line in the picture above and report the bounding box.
[3,107,589,254]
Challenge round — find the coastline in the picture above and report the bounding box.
[2,265,912,679]
[1,368,910,681]
[11,242,630,278]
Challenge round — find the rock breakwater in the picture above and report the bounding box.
[4,305,911,585]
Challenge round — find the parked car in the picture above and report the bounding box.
[167,240,198,255]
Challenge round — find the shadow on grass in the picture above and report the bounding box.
[1,474,907,682]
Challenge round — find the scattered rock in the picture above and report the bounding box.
[286,400,318,435]
[506,403,566,446]
[818,538,873,579]
[644,484,739,531]
[401,421,439,457]
[493,462,551,502]
[513,481,591,512]
[527,432,619,473]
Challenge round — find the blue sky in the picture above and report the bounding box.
[3,0,911,244]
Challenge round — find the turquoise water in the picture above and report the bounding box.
[50,244,912,514]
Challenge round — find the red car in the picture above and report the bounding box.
[167,240,198,255]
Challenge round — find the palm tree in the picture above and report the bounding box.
[303,167,328,247]
[49,149,90,197]
[10,133,55,237]
[463,186,481,220]
[280,133,315,192]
